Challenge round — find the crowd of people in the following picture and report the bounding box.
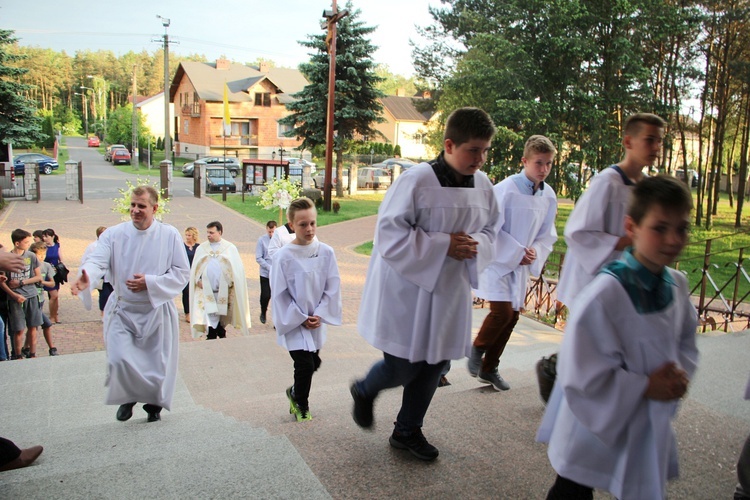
[2,107,748,500]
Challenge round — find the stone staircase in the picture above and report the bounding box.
[0,350,330,499]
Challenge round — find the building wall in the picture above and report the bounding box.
[173,77,301,159]
[138,95,174,141]
[372,111,432,160]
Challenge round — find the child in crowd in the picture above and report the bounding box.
[271,198,342,422]
[537,175,698,500]
[350,107,499,461]
[1,229,42,359]
[256,220,277,324]
[470,135,558,390]
[30,242,58,356]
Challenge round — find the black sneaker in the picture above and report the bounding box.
[389,428,439,461]
[350,383,374,429]
[21,347,30,359]
[49,347,58,356]
[260,312,266,324]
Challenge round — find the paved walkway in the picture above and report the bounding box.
[0,189,748,498]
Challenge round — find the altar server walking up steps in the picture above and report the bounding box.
[71,186,190,423]
[189,221,251,340]
[537,175,698,500]
[350,107,500,461]
[556,112,666,308]
[470,135,558,391]
[271,197,342,422]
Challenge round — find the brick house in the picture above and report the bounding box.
[372,90,436,161]
[170,58,308,160]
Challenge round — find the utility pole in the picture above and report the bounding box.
[321,1,348,212]
[132,65,139,167]
[157,15,171,163]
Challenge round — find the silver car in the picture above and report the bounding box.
[182,156,241,177]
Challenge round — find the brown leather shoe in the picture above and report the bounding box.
[0,445,43,472]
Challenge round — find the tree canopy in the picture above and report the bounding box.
[281,1,385,199]
[0,29,43,149]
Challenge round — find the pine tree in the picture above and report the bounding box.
[281,1,385,202]
[0,29,44,150]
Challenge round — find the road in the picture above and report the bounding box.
[39,137,198,200]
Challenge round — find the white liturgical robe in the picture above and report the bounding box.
[556,167,633,307]
[474,174,557,310]
[189,239,251,338]
[537,268,698,500]
[78,220,190,410]
[271,240,342,352]
[357,163,499,364]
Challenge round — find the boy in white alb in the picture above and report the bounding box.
[350,107,499,461]
[556,113,667,308]
[271,197,342,422]
[470,135,558,391]
[537,176,698,500]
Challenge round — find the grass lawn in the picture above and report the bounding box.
[211,193,385,227]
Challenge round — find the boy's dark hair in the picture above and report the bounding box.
[32,230,44,240]
[11,229,31,244]
[30,242,47,254]
[96,226,107,238]
[629,175,693,224]
[444,107,496,146]
[207,221,223,233]
[624,113,667,137]
[266,220,277,229]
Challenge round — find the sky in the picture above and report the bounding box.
[2,0,441,77]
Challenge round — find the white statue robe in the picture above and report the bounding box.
[556,167,633,307]
[271,240,342,352]
[78,220,190,410]
[357,163,499,364]
[474,174,558,310]
[189,239,251,338]
[537,268,698,500]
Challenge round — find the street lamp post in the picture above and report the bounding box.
[75,92,88,135]
[157,15,171,163]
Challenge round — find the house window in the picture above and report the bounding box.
[278,121,293,138]
[183,119,189,134]
[255,92,272,107]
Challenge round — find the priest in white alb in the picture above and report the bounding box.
[189,221,251,339]
[70,186,190,423]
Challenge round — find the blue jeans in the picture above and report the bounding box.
[357,352,448,434]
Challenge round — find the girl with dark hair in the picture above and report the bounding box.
[42,228,64,323]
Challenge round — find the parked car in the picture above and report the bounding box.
[182,157,241,177]
[105,144,127,162]
[312,169,349,190]
[205,167,237,193]
[111,148,132,165]
[372,158,417,171]
[87,136,100,147]
[675,168,698,188]
[13,153,59,175]
[287,158,316,172]
[358,167,392,189]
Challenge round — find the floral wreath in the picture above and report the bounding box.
[257,177,302,224]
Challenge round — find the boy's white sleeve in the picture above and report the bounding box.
[529,192,558,277]
[564,175,622,275]
[375,175,451,292]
